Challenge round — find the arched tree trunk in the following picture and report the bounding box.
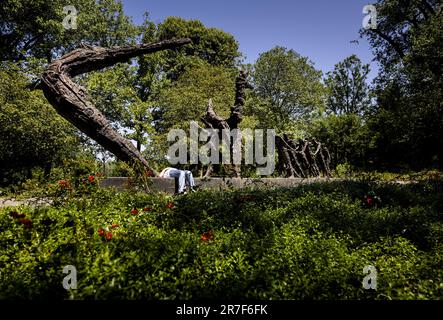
[40,38,192,176]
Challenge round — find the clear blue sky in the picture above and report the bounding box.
[121,0,378,80]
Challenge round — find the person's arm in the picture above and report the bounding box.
[159,168,167,178]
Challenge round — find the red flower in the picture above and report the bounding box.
[131,209,139,215]
[111,223,119,229]
[105,232,113,241]
[88,175,95,183]
[97,228,105,237]
[145,170,154,177]
[166,202,174,209]
[143,207,152,212]
[201,230,214,242]
[365,196,374,206]
[58,180,68,187]
[18,218,33,228]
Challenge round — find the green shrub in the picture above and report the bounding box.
[0,181,441,299]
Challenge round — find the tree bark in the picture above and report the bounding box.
[276,136,297,177]
[40,38,192,176]
[202,71,251,178]
[276,135,331,178]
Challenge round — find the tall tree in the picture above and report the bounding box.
[85,63,155,152]
[75,15,241,167]
[361,0,442,168]
[324,55,372,116]
[157,61,236,133]
[249,46,325,132]
[137,16,241,127]
[131,15,242,168]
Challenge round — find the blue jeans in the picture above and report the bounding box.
[166,169,195,193]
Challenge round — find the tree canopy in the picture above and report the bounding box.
[324,55,372,116]
[361,0,442,168]
[0,0,139,62]
[0,62,79,183]
[248,46,325,132]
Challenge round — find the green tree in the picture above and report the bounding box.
[309,114,376,168]
[137,15,241,121]
[249,46,325,132]
[135,15,240,101]
[0,63,79,184]
[324,55,372,116]
[84,63,155,152]
[83,15,241,158]
[130,15,242,164]
[0,0,144,184]
[157,62,236,132]
[361,0,442,168]
[153,16,241,77]
[138,62,236,168]
[0,0,139,62]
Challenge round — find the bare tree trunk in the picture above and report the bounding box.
[202,71,251,178]
[40,39,191,176]
[276,135,331,178]
[286,139,304,178]
[276,136,296,177]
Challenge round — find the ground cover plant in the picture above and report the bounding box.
[1,180,441,300]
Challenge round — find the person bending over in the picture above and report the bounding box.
[159,167,196,194]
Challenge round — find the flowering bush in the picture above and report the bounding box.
[0,181,442,300]
[97,228,105,237]
[200,230,214,242]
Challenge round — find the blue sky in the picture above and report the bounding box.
[121,0,378,80]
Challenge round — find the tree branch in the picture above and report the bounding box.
[370,29,405,59]
[40,38,192,174]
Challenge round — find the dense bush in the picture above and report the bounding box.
[0,181,442,299]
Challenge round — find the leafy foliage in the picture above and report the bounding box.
[0,63,79,185]
[248,46,325,132]
[309,114,376,168]
[0,181,441,299]
[157,61,236,132]
[0,0,139,62]
[324,55,373,116]
[361,0,443,169]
